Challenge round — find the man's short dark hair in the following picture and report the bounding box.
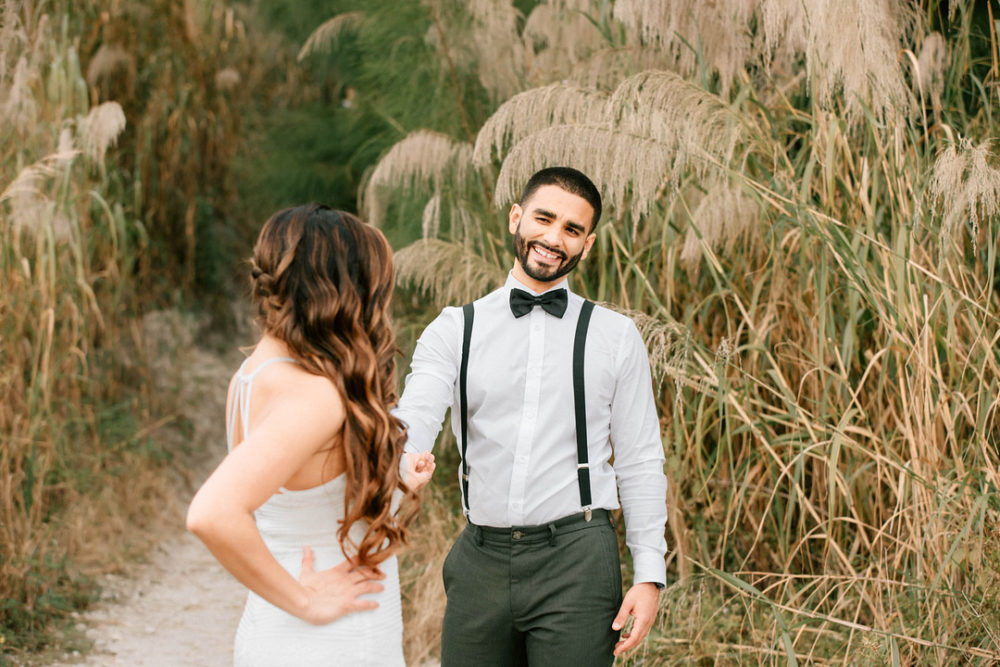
[519,166,602,231]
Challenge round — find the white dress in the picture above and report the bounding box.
[227,358,405,666]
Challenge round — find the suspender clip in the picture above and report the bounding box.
[584,507,592,522]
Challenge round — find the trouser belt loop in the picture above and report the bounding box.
[474,523,484,546]
[547,523,557,547]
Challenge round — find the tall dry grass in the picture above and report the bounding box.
[0,0,258,653]
[330,0,1000,662]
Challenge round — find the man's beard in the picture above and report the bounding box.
[513,226,584,284]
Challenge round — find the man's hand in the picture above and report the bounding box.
[402,451,436,491]
[611,581,661,656]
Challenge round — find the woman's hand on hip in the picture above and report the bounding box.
[297,546,385,625]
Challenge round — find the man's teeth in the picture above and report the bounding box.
[532,246,559,260]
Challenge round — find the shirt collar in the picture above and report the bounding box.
[504,272,571,297]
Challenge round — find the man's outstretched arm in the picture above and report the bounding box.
[393,307,462,453]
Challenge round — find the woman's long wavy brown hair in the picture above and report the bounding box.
[249,204,418,567]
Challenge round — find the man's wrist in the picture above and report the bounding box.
[633,580,664,591]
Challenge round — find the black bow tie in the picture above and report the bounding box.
[509,288,568,318]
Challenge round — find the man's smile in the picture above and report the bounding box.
[529,243,565,263]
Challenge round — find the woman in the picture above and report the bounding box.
[187,204,434,666]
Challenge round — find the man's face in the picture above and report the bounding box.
[508,185,597,290]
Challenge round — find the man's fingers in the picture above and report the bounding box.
[635,618,651,639]
[611,603,631,631]
[614,632,640,656]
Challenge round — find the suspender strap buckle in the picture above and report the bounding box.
[584,507,592,522]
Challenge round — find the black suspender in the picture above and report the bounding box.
[573,300,595,517]
[460,303,474,516]
[458,299,595,518]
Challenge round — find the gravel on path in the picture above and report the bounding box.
[62,522,246,666]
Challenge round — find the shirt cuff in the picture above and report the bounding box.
[631,551,667,588]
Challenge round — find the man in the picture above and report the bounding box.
[395,166,668,665]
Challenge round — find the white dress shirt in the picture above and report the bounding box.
[395,273,668,586]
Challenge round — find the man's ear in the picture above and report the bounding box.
[508,203,522,234]
[580,231,597,261]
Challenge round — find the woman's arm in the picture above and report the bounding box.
[187,372,383,625]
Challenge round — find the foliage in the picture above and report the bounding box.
[334,0,1000,662]
[74,0,262,322]
[0,0,258,652]
[235,0,495,249]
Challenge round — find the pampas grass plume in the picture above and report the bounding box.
[85,45,134,89]
[78,101,126,163]
[214,67,241,92]
[681,183,759,271]
[394,238,506,306]
[473,83,608,167]
[929,138,1000,250]
[362,130,473,227]
[297,12,364,62]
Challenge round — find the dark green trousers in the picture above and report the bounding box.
[440,510,623,667]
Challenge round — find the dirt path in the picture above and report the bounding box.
[62,529,245,665]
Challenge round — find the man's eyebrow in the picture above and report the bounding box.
[565,220,586,233]
[532,207,557,219]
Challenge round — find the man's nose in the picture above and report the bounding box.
[542,226,563,247]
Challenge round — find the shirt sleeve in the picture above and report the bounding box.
[393,307,461,454]
[609,319,668,587]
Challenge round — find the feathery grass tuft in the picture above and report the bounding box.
[681,183,759,271]
[77,101,126,163]
[297,12,365,62]
[607,70,749,181]
[928,137,1000,249]
[362,130,474,227]
[394,238,506,307]
[472,83,608,167]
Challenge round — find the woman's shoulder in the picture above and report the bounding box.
[250,360,347,440]
[256,358,338,397]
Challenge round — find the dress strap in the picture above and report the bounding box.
[227,356,300,451]
[237,356,299,380]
